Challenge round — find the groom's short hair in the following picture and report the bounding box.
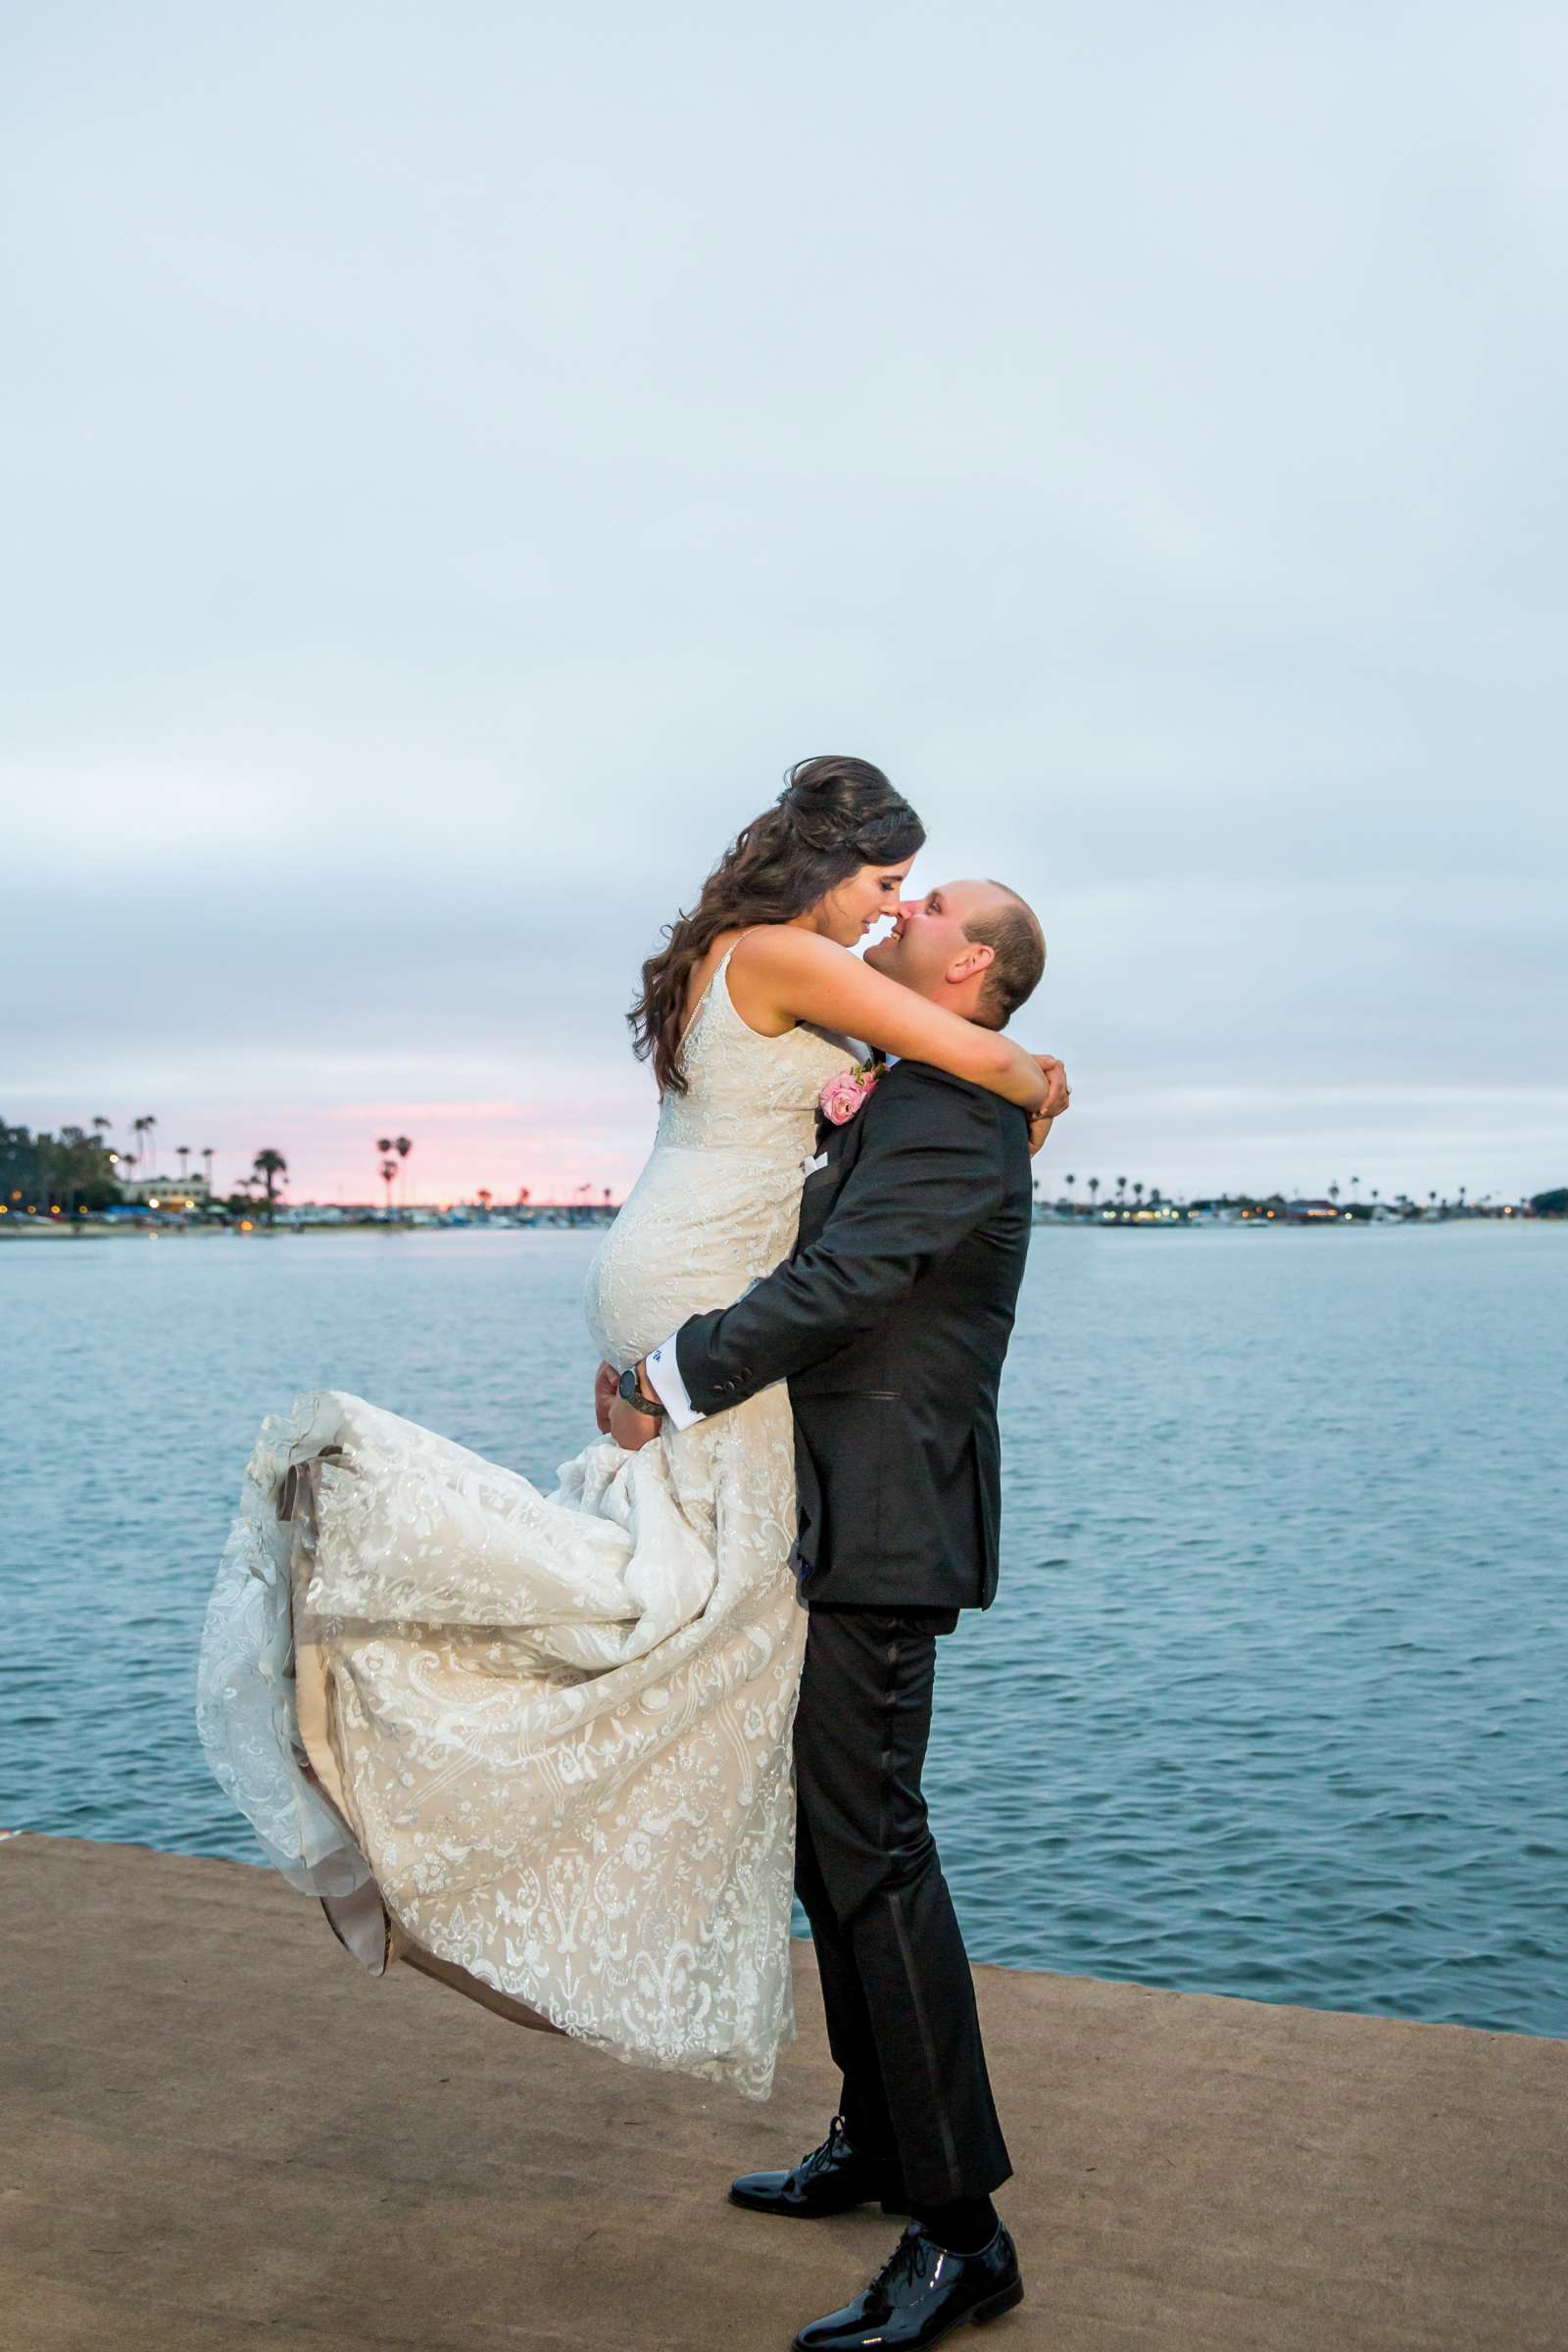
[964,885,1045,1029]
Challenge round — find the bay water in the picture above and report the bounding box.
[4,1221,1563,2036]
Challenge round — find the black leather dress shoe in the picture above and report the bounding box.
[729,2114,892,2219]
[792,2220,1023,2349]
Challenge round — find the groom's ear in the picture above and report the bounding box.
[945,940,996,987]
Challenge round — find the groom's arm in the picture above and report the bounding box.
[646,1065,1011,1427]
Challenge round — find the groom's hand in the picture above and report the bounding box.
[594,1360,618,1435]
[608,1359,664,1452]
[609,1396,660,1450]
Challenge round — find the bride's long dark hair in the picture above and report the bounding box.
[629,756,925,1097]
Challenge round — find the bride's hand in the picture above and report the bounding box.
[1032,1054,1070,1121]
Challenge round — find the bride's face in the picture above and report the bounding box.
[808,858,915,949]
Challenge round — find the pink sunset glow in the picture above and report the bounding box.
[86,1094,662,1209]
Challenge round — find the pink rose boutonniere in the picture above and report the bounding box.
[818,1060,882,1126]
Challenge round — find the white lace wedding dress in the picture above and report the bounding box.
[196,952,848,2099]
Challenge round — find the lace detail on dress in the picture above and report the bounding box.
[197,951,849,2098]
[584,950,849,1364]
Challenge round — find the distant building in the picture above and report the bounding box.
[117,1173,213,1208]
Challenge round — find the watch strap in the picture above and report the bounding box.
[618,1366,665,1418]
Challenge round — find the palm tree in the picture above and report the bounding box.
[1150,1186,1163,1210]
[394,1135,413,1210]
[378,1155,398,1215]
[142,1114,157,1173]
[201,1147,215,1196]
[1349,1173,1361,1199]
[176,1146,190,1185]
[252,1150,287,1226]
[131,1115,148,1173]
[1132,1180,1145,1212]
[1087,1176,1101,1213]
[1063,1171,1076,1208]
[476,1188,493,1217]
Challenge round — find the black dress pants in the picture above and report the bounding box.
[792,1603,1011,2208]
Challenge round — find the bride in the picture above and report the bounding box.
[197,757,1052,2098]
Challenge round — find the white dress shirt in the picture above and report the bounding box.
[644,1336,703,1430]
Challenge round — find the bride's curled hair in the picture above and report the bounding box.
[630,756,925,1096]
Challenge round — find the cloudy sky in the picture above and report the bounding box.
[5,4,1564,1204]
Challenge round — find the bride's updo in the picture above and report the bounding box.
[630,756,925,1096]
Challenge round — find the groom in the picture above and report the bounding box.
[609,879,1063,2352]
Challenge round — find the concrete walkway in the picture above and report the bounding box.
[2,1836,1562,2350]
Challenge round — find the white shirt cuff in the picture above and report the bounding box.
[645,1336,704,1430]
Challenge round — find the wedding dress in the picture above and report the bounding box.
[196,950,849,2098]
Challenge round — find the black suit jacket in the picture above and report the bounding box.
[672,1058,1033,1612]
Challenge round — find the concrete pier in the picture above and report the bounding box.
[2,1835,1563,2349]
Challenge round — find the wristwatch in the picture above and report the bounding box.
[617,1364,665,1419]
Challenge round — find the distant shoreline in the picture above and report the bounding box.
[0,1219,612,1240]
[3,1213,1555,1243]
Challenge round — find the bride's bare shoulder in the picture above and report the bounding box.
[725,924,841,1033]
[728,925,837,976]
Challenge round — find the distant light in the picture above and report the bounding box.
[50,1204,61,1214]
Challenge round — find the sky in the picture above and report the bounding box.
[5,4,1565,1205]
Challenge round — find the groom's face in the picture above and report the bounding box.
[863,878,1004,1007]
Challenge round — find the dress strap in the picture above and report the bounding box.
[678,930,760,1052]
